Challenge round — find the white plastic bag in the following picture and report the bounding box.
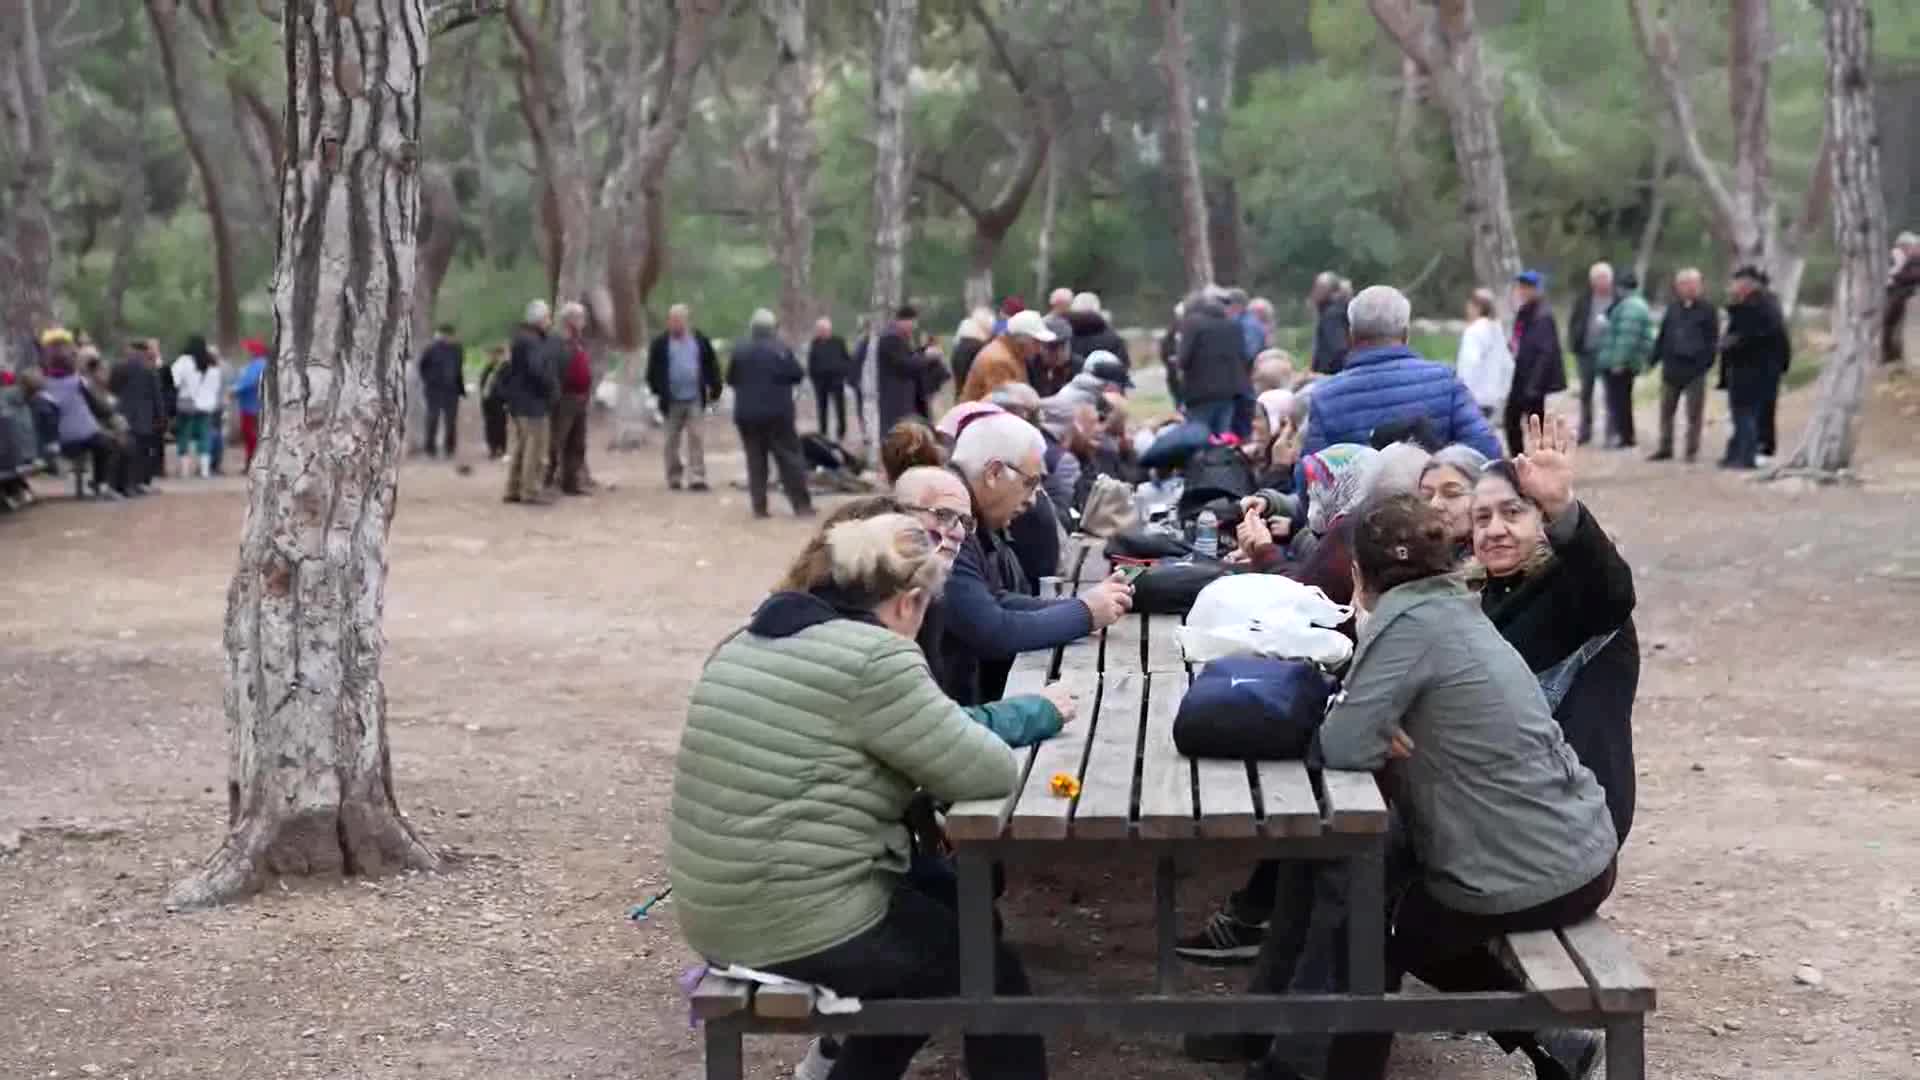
[1176,574,1355,666]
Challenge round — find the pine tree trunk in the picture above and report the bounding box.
[168,0,440,911]
[1433,0,1521,314]
[964,262,994,315]
[1032,151,1058,300]
[1155,0,1214,292]
[0,0,56,363]
[1779,0,1885,478]
[865,0,918,449]
[766,0,817,350]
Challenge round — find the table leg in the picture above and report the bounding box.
[1605,1016,1646,1080]
[1155,855,1177,994]
[1345,843,1386,994]
[702,1017,744,1080]
[958,851,996,999]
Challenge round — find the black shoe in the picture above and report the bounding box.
[1184,1032,1270,1063]
[668,479,683,491]
[752,510,771,520]
[1646,449,1673,462]
[688,481,711,493]
[794,506,817,518]
[1175,907,1268,965]
[1527,1030,1601,1080]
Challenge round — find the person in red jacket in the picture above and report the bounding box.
[547,302,595,495]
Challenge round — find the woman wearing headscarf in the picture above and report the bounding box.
[1229,444,1380,592]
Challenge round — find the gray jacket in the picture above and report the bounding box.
[1319,575,1616,915]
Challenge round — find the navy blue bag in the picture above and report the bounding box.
[1173,656,1336,760]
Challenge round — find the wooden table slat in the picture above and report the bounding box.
[944,652,1056,840]
[689,973,751,1019]
[1137,670,1196,838]
[1502,930,1594,1012]
[1071,673,1144,838]
[1103,613,1145,675]
[1558,917,1658,1013]
[1320,770,1390,834]
[1254,759,1323,837]
[1194,757,1259,837]
[1008,671,1101,839]
[752,982,816,1018]
[1142,612,1185,673]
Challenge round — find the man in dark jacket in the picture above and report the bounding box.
[1310,274,1351,375]
[1505,270,1568,453]
[1160,303,1185,407]
[503,300,559,504]
[1565,261,1616,446]
[646,302,723,491]
[728,309,814,519]
[875,305,930,435]
[109,340,167,492]
[1066,292,1129,368]
[1299,285,1501,461]
[1177,292,1252,436]
[1647,268,1718,463]
[417,323,465,459]
[1719,266,1790,470]
[805,316,852,442]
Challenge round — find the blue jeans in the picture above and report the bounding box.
[1724,401,1759,468]
[1188,398,1237,436]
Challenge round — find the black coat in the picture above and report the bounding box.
[874,330,925,434]
[1005,491,1064,597]
[1311,300,1350,375]
[108,357,166,436]
[418,340,466,402]
[1568,290,1613,359]
[1066,311,1129,367]
[1510,299,1569,399]
[807,335,852,384]
[1649,298,1720,386]
[503,325,559,418]
[726,332,806,424]
[949,337,985,392]
[1719,292,1790,405]
[646,330,723,408]
[1480,502,1639,843]
[1177,311,1251,404]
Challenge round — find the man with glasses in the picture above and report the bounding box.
[902,414,1133,707]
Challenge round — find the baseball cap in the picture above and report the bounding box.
[1513,270,1544,288]
[1085,351,1133,389]
[1005,309,1058,343]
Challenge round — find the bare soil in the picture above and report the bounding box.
[5,381,1920,1080]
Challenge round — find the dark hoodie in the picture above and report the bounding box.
[1067,310,1129,368]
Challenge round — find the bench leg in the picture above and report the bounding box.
[702,1017,744,1080]
[957,850,996,999]
[1154,855,1177,993]
[1605,1016,1645,1080]
[1345,843,1386,993]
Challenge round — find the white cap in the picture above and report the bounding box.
[1070,291,1101,314]
[1005,309,1058,343]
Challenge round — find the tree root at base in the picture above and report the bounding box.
[167,804,442,911]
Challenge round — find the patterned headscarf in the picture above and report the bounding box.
[1302,443,1382,536]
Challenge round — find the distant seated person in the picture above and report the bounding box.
[933,412,1133,704]
[1247,388,1303,492]
[1251,348,1297,394]
[38,330,130,500]
[1300,285,1501,461]
[668,513,1049,1080]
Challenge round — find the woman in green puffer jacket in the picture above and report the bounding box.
[669,513,1048,1080]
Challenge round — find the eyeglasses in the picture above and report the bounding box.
[911,505,975,535]
[1000,462,1043,493]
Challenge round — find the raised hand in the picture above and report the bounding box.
[1513,412,1576,520]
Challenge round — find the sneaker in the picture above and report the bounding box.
[1528,1029,1601,1080]
[1646,449,1673,462]
[1755,453,1775,468]
[792,1036,838,1080]
[1174,908,1268,965]
[688,481,711,493]
[668,479,683,491]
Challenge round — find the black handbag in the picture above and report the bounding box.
[1130,558,1233,615]
[1105,526,1193,561]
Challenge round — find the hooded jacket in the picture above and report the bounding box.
[1066,310,1129,368]
[669,591,1019,968]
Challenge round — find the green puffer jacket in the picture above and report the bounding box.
[669,591,1020,968]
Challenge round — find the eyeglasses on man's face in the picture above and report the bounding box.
[910,504,975,536]
[999,461,1043,493]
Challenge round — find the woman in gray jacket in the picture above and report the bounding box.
[1317,493,1617,1080]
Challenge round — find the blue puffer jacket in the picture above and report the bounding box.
[1300,345,1502,460]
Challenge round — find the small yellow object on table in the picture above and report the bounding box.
[1049,772,1081,799]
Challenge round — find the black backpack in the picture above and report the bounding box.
[1178,444,1257,521]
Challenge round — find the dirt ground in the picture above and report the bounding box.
[4,377,1920,1080]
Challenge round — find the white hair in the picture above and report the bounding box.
[1589,262,1614,283]
[1897,231,1918,248]
[1048,287,1074,308]
[668,303,691,321]
[558,301,587,325]
[524,299,551,324]
[1346,285,1412,342]
[950,412,1045,481]
[749,308,777,331]
[1070,291,1101,314]
[1249,297,1274,318]
[989,381,1042,416]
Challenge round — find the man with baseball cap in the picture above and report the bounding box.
[961,308,1056,402]
[1506,269,1567,453]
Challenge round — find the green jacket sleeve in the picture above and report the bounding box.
[850,638,1020,802]
[1317,615,1432,771]
[966,695,1064,748]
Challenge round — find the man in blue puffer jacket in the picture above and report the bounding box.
[1300,285,1502,461]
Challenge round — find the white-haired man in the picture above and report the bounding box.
[546,301,595,495]
[1299,285,1501,460]
[646,303,721,492]
[503,299,559,505]
[727,308,813,519]
[1047,287,1074,318]
[931,413,1131,705]
[1567,261,1616,445]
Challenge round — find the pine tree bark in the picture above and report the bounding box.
[765,0,817,350]
[1155,0,1214,292]
[168,0,441,910]
[865,0,918,448]
[0,0,56,365]
[1778,0,1885,477]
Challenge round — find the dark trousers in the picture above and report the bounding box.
[61,435,124,494]
[207,409,226,473]
[1232,392,1255,440]
[1656,375,1707,459]
[1756,371,1782,457]
[767,875,1046,1080]
[736,416,813,516]
[1189,398,1237,436]
[133,432,166,486]
[1602,370,1637,446]
[813,376,848,441]
[1325,861,1618,1080]
[482,400,509,458]
[1725,398,1761,468]
[423,396,459,457]
[548,392,589,491]
[1575,353,1598,443]
[1504,394,1546,456]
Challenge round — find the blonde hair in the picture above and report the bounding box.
[822,514,948,608]
[774,496,900,592]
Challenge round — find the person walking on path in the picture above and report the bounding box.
[546,303,595,495]
[1648,268,1718,463]
[1310,273,1352,375]
[1566,261,1616,446]
[232,339,269,468]
[110,339,167,491]
[1505,270,1567,454]
[1593,271,1655,449]
[417,323,465,460]
[874,306,935,436]
[807,317,853,443]
[170,337,220,479]
[729,309,815,520]
[1718,266,1790,471]
[502,300,559,505]
[478,345,510,460]
[1179,290,1254,436]
[1454,288,1512,423]
[647,303,723,492]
